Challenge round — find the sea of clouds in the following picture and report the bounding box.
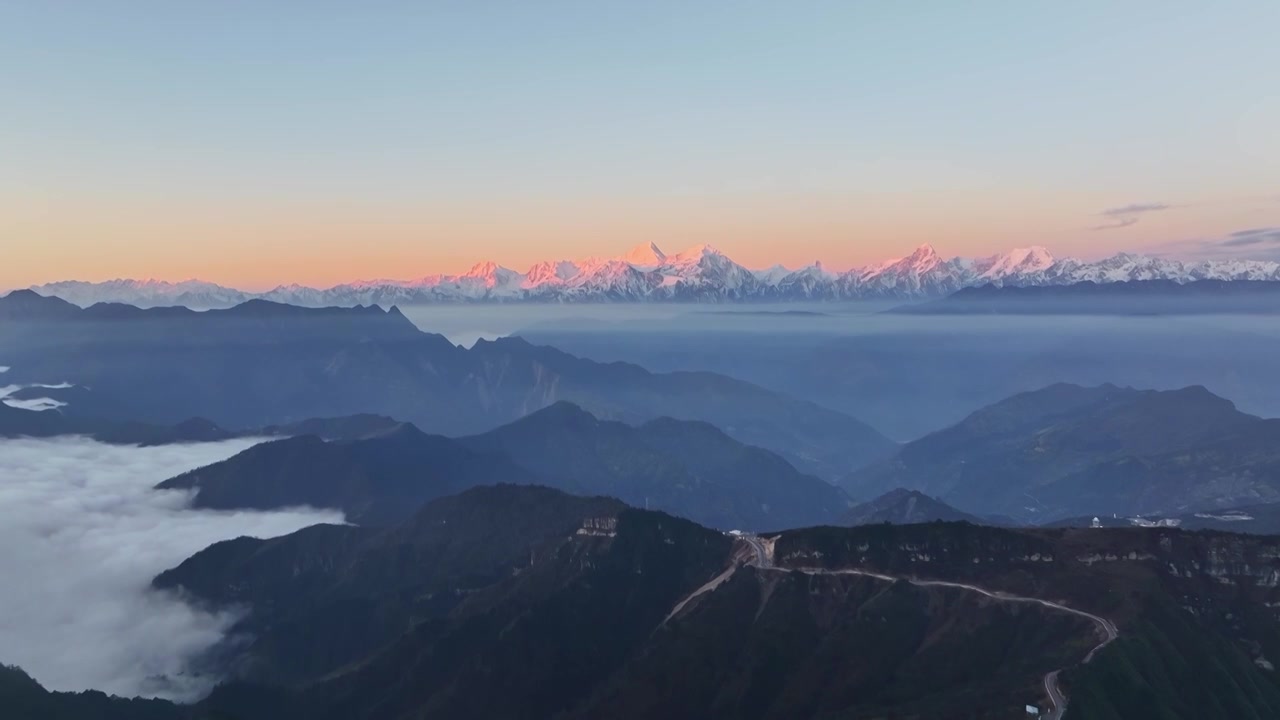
[0,435,342,700]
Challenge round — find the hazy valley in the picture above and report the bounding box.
[6,281,1280,718]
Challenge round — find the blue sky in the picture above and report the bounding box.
[2,1,1277,287]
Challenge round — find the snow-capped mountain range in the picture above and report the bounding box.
[27,243,1280,308]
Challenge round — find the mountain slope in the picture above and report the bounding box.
[0,665,181,720]
[153,485,628,685]
[0,291,893,479]
[156,426,540,526]
[463,336,896,478]
[842,488,987,526]
[177,496,1280,719]
[459,402,850,530]
[842,383,1275,522]
[773,522,1280,720]
[13,490,1280,719]
[155,403,852,532]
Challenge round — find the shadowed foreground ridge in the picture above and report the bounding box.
[10,487,1280,719]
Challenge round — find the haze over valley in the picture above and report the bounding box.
[6,2,1280,718]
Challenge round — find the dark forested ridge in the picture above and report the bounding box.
[844,383,1280,523]
[14,489,1280,719]
[153,403,850,531]
[459,401,851,530]
[843,488,988,526]
[9,292,1280,719]
[155,426,541,526]
[0,290,894,479]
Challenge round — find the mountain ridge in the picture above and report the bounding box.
[26,243,1280,307]
[1,291,893,479]
[843,383,1280,522]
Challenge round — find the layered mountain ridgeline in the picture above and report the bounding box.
[843,488,989,526]
[158,403,848,531]
[458,402,851,530]
[170,501,1280,718]
[156,426,540,526]
[156,487,1099,719]
[29,244,1280,307]
[0,402,240,445]
[895,279,1280,315]
[0,395,406,446]
[519,303,1280,444]
[462,336,895,479]
[0,290,894,478]
[773,522,1280,718]
[12,492,1280,719]
[843,383,1280,523]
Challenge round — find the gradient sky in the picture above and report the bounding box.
[3,1,1278,290]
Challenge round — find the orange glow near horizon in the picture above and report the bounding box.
[2,191,1273,291]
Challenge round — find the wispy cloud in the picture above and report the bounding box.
[1221,227,1280,248]
[1101,202,1171,217]
[1092,216,1140,231]
[1091,202,1171,231]
[1147,226,1280,262]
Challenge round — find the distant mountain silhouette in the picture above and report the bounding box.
[0,396,403,446]
[843,383,1280,522]
[0,289,81,320]
[459,401,850,530]
[0,402,236,445]
[154,402,848,531]
[843,488,986,526]
[157,425,539,525]
[0,291,894,478]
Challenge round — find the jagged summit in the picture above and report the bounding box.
[905,243,940,262]
[978,246,1056,278]
[669,243,723,261]
[620,242,667,267]
[28,242,1280,307]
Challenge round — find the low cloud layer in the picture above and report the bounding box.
[0,436,341,700]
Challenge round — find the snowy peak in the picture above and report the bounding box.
[906,243,940,263]
[523,260,580,287]
[792,261,834,281]
[459,261,520,292]
[463,261,515,280]
[977,246,1057,280]
[619,242,667,268]
[29,242,1280,307]
[901,244,944,272]
[754,264,792,286]
[668,244,724,264]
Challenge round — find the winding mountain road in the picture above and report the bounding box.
[737,533,1116,718]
